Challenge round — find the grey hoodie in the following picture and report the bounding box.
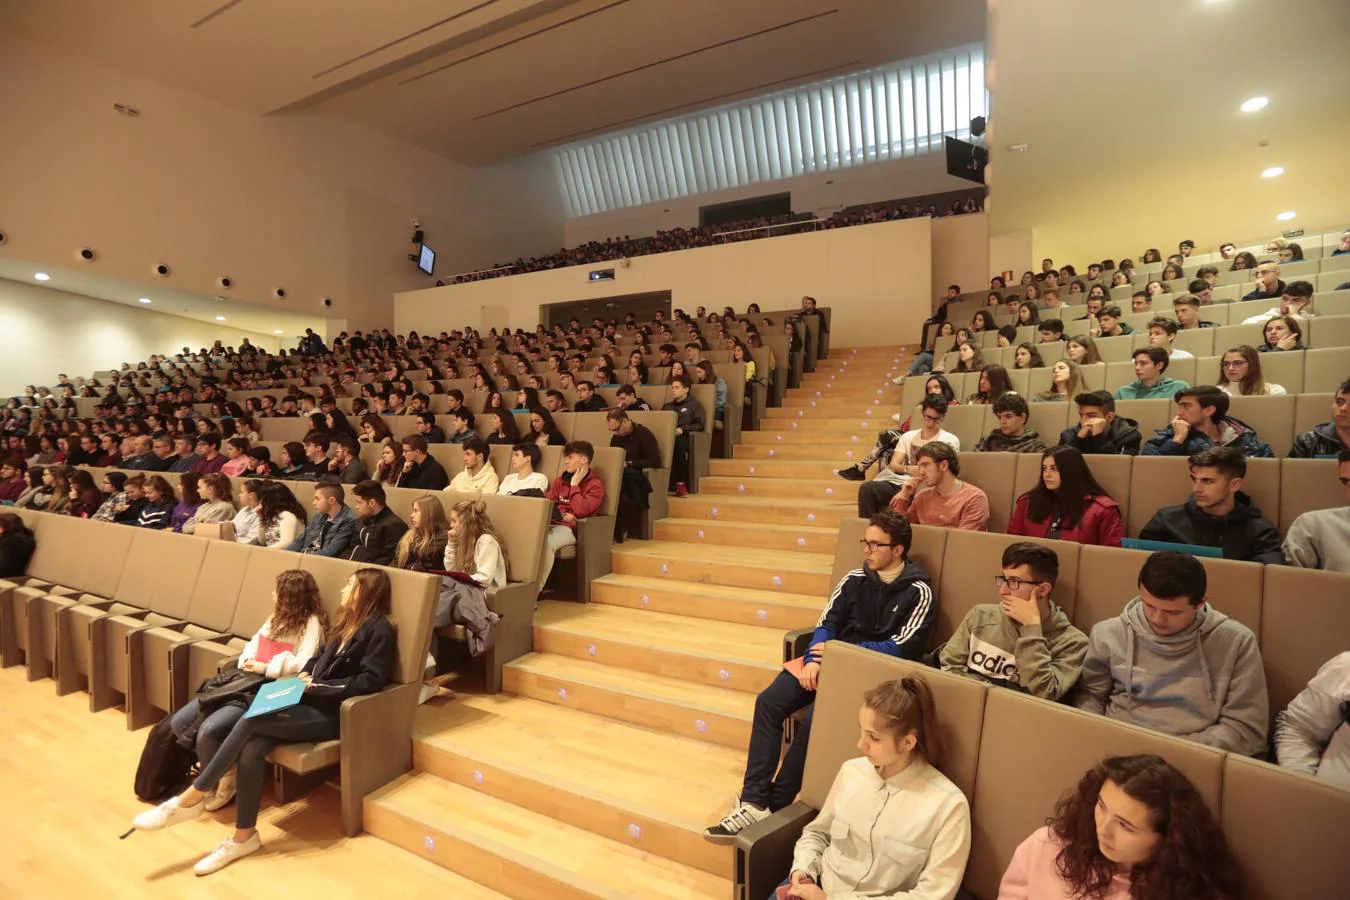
[1074,598,1268,756]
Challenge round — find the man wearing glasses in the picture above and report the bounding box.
[704,512,934,844]
[1241,261,1287,302]
[937,542,1088,699]
[846,395,960,518]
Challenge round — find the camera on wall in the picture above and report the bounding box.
[153,263,171,277]
[322,297,333,308]
[273,287,287,300]
[0,229,8,246]
[76,247,97,262]
[217,276,233,289]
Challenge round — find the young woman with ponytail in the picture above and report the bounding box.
[773,676,971,900]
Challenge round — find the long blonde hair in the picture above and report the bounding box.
[395,495,449,568]
[448,499,510,579]
[332,568,391,645]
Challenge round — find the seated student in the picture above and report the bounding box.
[1037,318,1065,343]
[574,380,608,413]
[615,383,652,412]
[1291,378,1350,458]
[1256,314,1307,353]
[393,495,450,571]
[1139,447,1282,563]
[543,389,569,415]
[0,512,37,577]
[1242,278,1315,324]
[276,441,309,479]
[938,542,1088,698]
[243,446,275,479]
[134,476,177,529]
[607,409,660,542]
[1217,345,1286,397]
[14,465,53,512]
[1073,551,1268,755]
[181,473,236,535]
[257,482,307,549]
[889,374,958,431]
[414,412,446,444]
[163,569,327,814]
[1130,290,1152,314]
[345,480,408,566]
[999,754,1243,900]
[540,440,606,590]
[132,568,397,875]
[964,364,1013,406]
[65,470,105,519]
[231,480,263,545]
[1275,651,1350,789]
[705,514,937,843]
[1010,447,1123,546]
[1034,359,1082,403]
[1012,342,1045,370]
[167,472,203,532]
[189,433,227,474]
[325,435,368,484]
[1241,260,1287,302]
[528,406,567,448]
[447,437,499,494]
[1142,385,1274,457]
[498,441,550,497]
[975,393,1048,453]
[1113,347,1189,400]
[1145,316,1193,360]
[446,408,476,445]
[436,498,507,658]
[285,482,357,557]
[767,678,970,900]
[1058,391,1142,456]
[855,396,960,517]
[890,442,990,531]
[1173,294,1217,329]
[662,375,705,496]
[1282,450,1350,571]
[219,437,250,477]
[0,459,27,504]
[483,409,521,446]
[397,434,450,490]
[1095,305,1134,338]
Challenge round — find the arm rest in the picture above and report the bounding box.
[482,581,537,693]
[339,680,420,836]
[644,467,670,540]
[735,801,818,900]
[784,628,814,662]
[574,515,614,603]
[688,432,712,493]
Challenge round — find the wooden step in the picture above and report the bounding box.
[669,495,854,527]
[750,415,894,431]
[411,695,743,876]
[610,541,833,595]
[781,396,894,411]
[503,653,758,748]
[765,404,899,420]
[743,429,885,445]
[787,384,902,399]
[733,443,867,461]
[709,458,842,480]
[654,517,840,554]
[532,600,781,693]
[590,574,823,631]
[698,475,860,501]
[365,772,728,900]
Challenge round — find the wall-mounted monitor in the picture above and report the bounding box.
[418,243,436,275]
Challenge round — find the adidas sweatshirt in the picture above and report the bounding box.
[938,602,1089,701]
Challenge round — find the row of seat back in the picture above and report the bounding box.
[891,391,1336,463]
[829,517,1349,722]
[789,643,1347,900]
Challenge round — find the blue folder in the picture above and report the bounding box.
[1121,538,1224,559]
[244,677,307,718]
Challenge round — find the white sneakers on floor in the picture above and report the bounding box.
[132,796,203,831]
[203,769,237,812]
[193,833,262,876]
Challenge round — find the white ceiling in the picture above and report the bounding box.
[0,259,324,339]
[1,0,986,164]
[986,0,1350,264]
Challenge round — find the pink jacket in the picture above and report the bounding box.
[999,827,1132,900]
[1008,494,1123,547]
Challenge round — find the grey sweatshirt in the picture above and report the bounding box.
[1074,598,1269,756]
[1283,506,1350,573]
[938,601,1088,701]
[1274,652,1350,789]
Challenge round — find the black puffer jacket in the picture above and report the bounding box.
[0,524,36,577]
[1138,492,1284,564]
[1058,416,1142,456]
[807,559,935,661]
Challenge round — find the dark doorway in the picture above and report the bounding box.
[543,290,672,330]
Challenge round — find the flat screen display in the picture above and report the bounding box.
[418,243,436,275]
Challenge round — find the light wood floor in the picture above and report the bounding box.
[0,665,507,899]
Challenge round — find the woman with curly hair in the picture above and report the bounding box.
[998,754,1242,900]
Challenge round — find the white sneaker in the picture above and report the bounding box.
[204,769,237,812]
[132,796,203,831]
[193,833,262,876]
[890,375,905,385]
[703,801,770,844]
[890,412,903,423]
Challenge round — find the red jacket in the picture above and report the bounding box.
[546,470,605,532]
[1008,493,1123,547]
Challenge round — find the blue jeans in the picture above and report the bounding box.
[739,669,816,811]
[193,703,339,829]
[169,698,245,767]
[907,351,934,376]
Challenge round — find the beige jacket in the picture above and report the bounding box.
[792,757,970,900]
[448,464,500,495]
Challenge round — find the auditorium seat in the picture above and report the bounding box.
[1304,346,1350,392]
[1259,565,1350,718]
[955,452,1018,533]
[1225,394,1297,456]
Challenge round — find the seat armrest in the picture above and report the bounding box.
[339,680,420,835]
[784,628,815,662]
[482,581,537,692]
[735,801,818,900]
[689,432,712,492]
[574,515,614,603]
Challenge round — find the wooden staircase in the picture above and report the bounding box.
[364,346,908,899]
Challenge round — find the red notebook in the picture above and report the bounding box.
[254,635,295,664]
[429,570,481,588]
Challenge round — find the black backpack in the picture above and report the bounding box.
[133,714,195,803]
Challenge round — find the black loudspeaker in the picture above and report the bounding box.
[412,230,424,245]
[945,136,987,185]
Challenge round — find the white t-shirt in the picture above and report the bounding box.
[498,471,549,495]
[1168,348,1194,360]
[1220,382,1286,397]
[876,429,961,486]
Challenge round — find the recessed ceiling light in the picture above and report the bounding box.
[1240,96,1268,112]
[215,315,227,321]
[273,329,284,335]
[34,272,50,281]
[138,297,152,304]
[1276,211,1296,221]
[1261,166,1284,178]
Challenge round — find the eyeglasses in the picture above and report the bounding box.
[995,575,1049,591]
[1220,360,1247,368]
[859,539,900,552]
[921,414,943,424]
